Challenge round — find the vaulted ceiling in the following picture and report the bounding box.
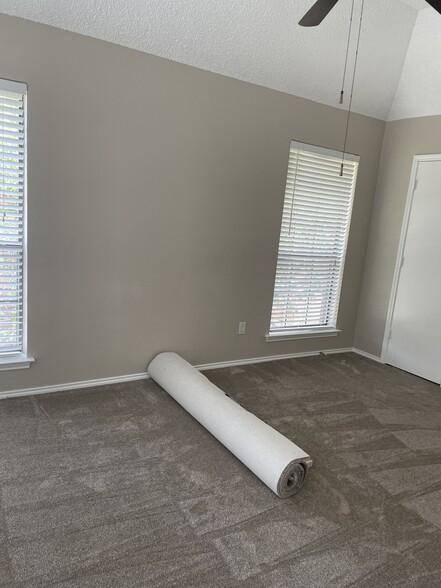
[0,0,439,120]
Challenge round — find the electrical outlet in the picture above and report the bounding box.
[238,321,247,335]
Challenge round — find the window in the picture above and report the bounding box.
[0,78,32,369]
[268,141,359,341]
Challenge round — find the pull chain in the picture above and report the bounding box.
[340,0,355,105]
[340,0,365,176]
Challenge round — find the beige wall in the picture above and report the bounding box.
[0,14,385,393]
[355,115,441,357]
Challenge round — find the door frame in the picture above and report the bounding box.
[381,153,441,363]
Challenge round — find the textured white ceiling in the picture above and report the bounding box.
[389,8,441,120]
[399,0,427,9]
[0,0,433,120]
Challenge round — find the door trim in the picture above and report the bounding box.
[381,153,441,363]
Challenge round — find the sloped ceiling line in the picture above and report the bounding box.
[0,0,438,120]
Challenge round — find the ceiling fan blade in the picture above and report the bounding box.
[299,0,340,27]
[425,0,441,15]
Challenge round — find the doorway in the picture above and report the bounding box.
[384,154,441,384]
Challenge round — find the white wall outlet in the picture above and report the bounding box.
[238,321,247,335]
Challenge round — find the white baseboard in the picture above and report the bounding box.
[0,346,381,400]
[321,347,354,356]
[0,372,149,400]
[197,348,359,371]
[352,347,385,364]
[196,350,321,371]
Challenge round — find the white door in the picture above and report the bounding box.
[386,156,441,384]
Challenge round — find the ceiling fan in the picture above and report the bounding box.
[299,0,441,27]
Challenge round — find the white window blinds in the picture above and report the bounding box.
[0,79,27,355]
[269,141,358,335]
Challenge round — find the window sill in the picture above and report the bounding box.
[266,328,341,342]
[0,354,35,371]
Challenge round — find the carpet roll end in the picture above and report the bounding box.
[277,459,312,498]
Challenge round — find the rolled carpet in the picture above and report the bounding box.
[147,352,312,498]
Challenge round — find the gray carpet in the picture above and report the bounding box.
[1,352,441,587]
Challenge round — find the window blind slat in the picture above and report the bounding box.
[270,143,358,333]
[0,148,25,156]
[0,84,25,355]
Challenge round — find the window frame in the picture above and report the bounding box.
[0,78,33,371]
[267,140,359,342]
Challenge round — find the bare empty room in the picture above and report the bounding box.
[1,1,441,586]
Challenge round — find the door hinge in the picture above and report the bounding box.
[413,178,418,191]
[388,329,393,340]
[400,256,405,269]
